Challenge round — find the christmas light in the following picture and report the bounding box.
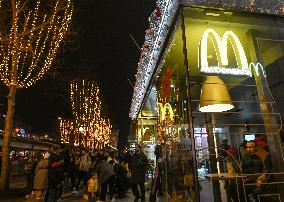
[69,79,112,148]
[0,0,73,88]
[58,117,74,144]
[129,0,179,120]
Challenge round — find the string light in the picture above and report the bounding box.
[129,0,178,120]
[58,117,74,144]
[69,79,112,148]
[0,0,73,88]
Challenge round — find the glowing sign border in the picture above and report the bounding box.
[199,28,250,76]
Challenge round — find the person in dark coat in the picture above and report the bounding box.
[95,158,116,201]
[129,144,148,202]
[110,159,129,199]
[229,140,272,202]
[45,147,63,202]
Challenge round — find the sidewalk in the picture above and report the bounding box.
[23,190,151,202]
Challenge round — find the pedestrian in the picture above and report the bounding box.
[95,157,116,201]
[129,144,148,202]
[25,151,42,199]
[87,172,99,202]
[45,146,63,202]
[110,159,129,199]
[33,152,49,200]
[76,149,91,191]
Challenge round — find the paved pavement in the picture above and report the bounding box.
[22,190,152,202]
[6,175,156,202]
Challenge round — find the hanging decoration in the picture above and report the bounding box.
[58,117,74,144]
[68,79,112,148]
[129,0,179,120]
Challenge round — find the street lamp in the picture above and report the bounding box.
[79,126,84,147]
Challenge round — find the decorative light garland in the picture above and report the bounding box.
[58,117,74,144]
[185,0,284,16]
[70,79,101,131]
[0,0,73,88]
[129,0,179,120]
[69,79,112,148]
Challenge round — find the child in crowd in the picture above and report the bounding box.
[87,172,99,202]
[184,170,194,201]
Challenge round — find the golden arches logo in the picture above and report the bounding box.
[158,103,174,121]
[249,63,266,77]
[199,28,251,76]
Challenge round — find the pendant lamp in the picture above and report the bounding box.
[199,76,234,112]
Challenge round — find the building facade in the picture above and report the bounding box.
[130,0,284,201]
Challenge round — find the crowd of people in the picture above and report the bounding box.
[23,144,149,202]
[4,135,275,202]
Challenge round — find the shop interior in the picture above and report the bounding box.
[135,6,284,201]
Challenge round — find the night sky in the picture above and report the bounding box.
[0,0,156,148]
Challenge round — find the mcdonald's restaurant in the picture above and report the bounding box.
[129,1,284,201]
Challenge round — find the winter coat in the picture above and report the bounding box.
[79,154,91,172]
[96,160,115,184]
[129,152,148,184]
[242,153,264,183]
[48,152,63,189]
[88,178,99,193]
[33,159,49,190]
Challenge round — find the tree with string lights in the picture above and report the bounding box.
[70,79,102,147]
[0,0,73,190]
[69,79,113,148]
[58,117,75,145]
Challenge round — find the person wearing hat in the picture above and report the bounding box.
[33,152,50,199]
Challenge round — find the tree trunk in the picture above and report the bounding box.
[0,85,17,191]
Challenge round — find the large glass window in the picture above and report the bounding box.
[184,6,284,202]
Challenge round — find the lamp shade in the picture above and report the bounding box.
[199,76,234,112]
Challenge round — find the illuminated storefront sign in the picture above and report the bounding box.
[158,103,174,121]
[199,28,266,77]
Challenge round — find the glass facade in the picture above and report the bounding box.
[133,5,284,202]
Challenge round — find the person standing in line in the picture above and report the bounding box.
[33,152,49,200]
[129,144,148,202]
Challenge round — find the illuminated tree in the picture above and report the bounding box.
[70,79,101,147]
[58,117,74,145]
[0,0,73,190]
[70,79,113,148]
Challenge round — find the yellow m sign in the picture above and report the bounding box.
[158,103,174,122]
[199,28,251,76]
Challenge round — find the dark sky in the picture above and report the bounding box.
[0,0,156,148]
